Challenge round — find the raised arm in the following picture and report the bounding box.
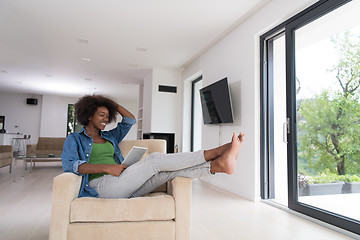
[116,104,135,119]
[92,95,135,120]
[105,96,135,119]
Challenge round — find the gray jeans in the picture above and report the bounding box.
[89,150,212,198]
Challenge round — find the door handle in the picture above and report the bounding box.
[283,118,290,143]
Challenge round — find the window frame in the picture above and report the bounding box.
[190,76,203,152]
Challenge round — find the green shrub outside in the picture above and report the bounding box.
[299,172,360,185]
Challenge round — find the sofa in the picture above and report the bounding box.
[26,137,66,158]
[20,137,66,175]
[49,139,192,240]
[0,145,13,172]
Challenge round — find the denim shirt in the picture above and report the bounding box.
[61,117,136,198]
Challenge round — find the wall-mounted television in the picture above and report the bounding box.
[199,77,234,125]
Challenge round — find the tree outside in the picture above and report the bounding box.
[66,104,83,135]
[297,31,360,182]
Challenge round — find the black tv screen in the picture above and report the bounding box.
[199,77,233,124]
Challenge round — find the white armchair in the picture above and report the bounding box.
[49,139,192,240]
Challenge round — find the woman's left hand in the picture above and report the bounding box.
[104,164,127,176]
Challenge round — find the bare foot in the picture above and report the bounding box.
[210,132,244,174]
[204,132,245,161]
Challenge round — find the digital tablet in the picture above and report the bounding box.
[122,146,147,166]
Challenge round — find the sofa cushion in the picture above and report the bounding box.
[0,152,12,159]
[35,150,63,158]
[0,157,12,168]
[70,192,175,223]
[35,137,66,157]
[36,137,66,150]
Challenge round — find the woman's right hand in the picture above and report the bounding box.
[104,164,127,176]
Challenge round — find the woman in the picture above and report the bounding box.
[61,94,245,199]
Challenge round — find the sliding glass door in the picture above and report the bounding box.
[261,32,288,205]
[261,0,360,235]
[288,0,360,233]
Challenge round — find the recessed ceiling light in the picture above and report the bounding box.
[81,57,91,62]
[0,69,8,73]
[84,78,92,81]
[77,38,89,44]
[136,47,147,52]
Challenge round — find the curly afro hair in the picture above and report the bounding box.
[75,94,118,126]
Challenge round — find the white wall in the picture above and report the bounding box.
[151,68,181,134]
[143,72,153,134]
[122,100,138,140]
[40,95,78,137]
[182,69,202,152]
[105,98,138,141]
[182,0,317,201]
[0,92,138,143]
[0,92,42,144]
[142,68,183,147]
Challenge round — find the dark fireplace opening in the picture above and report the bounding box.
[143,133,175,153]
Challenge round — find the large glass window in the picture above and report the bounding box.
[261,0,360,235]
[294,0,360,223]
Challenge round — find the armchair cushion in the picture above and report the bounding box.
[67,221,176,240]
[119,139,167,158]
[70,193,175,222]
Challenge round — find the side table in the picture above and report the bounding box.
[12,156,62,181]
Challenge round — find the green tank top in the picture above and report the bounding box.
[88,141,117,182]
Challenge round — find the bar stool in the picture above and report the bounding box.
[12,135,31,157]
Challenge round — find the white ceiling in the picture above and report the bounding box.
[0,0,267,101]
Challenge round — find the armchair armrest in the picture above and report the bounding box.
[26,144,37,157]
[168,177,192,240]
[49,173,82,240]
